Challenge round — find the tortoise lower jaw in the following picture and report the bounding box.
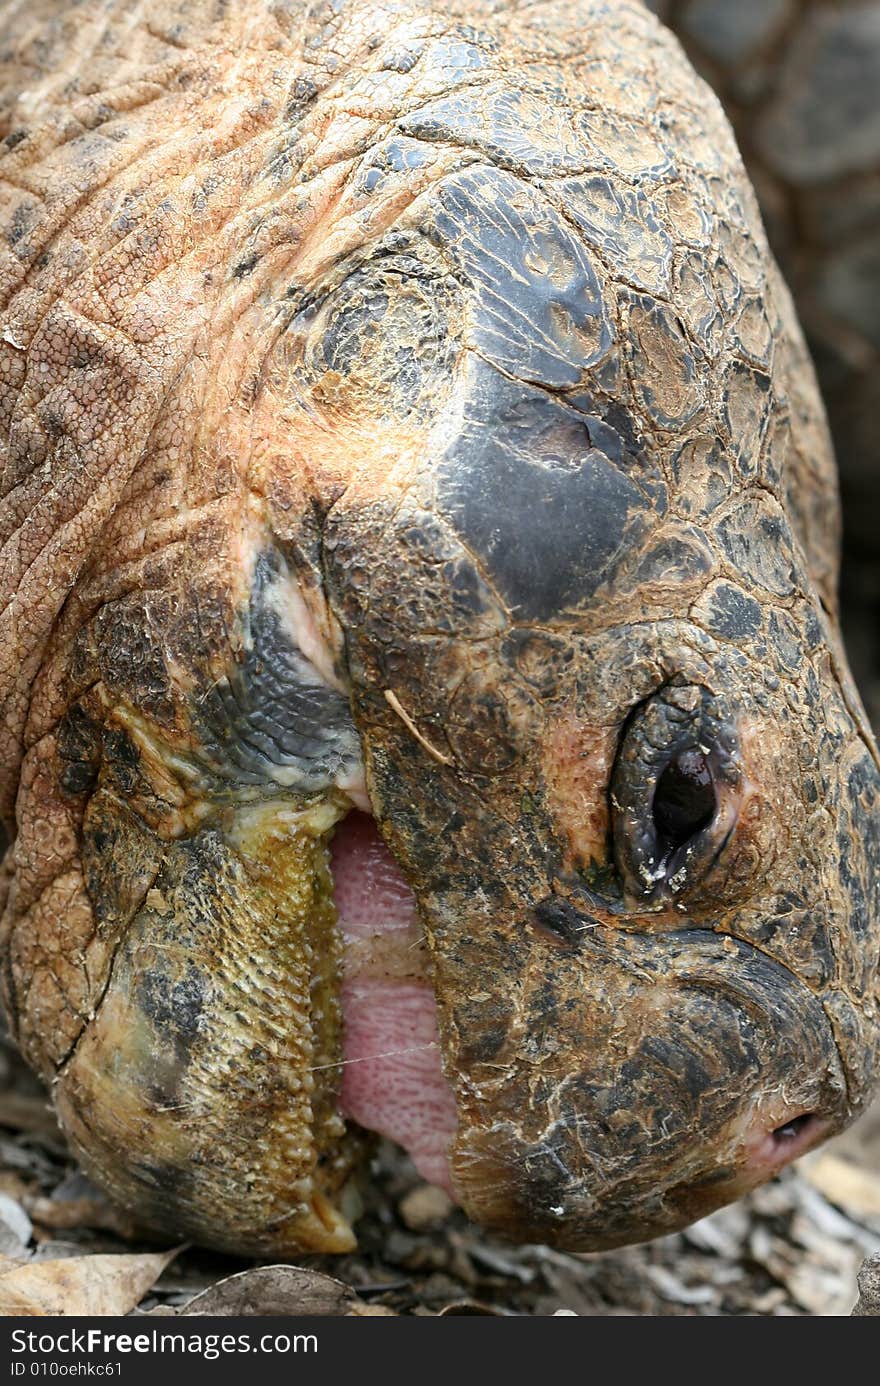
[54,794,364,1258]
[52,789,460,1257]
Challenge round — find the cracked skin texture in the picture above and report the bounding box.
[0,0,879,1254]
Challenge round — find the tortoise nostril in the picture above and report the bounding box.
[652,748,716,847]
[772,1112,817,1144]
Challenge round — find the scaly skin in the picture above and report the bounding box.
[0,0,878,1254]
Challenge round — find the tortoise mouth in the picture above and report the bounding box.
[329,809,458,1193]
[326,809,837,1238]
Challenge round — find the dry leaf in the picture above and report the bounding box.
[180,1266,358,1316]
[26,1193,141,1241]
[438,1300,505,1315]
[0,1248,178,1316]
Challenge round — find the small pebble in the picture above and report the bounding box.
[398,1183,454,1232]
[0,1192,32,1253]
[852,1253,880,1316]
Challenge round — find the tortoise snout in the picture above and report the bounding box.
[447,931,849,1251]
[737,1109,829,1178]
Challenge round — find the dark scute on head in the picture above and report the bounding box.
[426,164,614,386]
[400,84,590,177]
[838,746,880,944]
[698,580,763,641]
[194,549,360,792]
[715,493,799,598]
[560,174,675,295]
[436,362,656,621]
[627,1032,714,1103]
[502,628,573,694]
[356,136,435,188]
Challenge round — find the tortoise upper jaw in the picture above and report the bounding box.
[448,1097,841,1253]
[423,912,851,1251]
[622,1109,834,1249]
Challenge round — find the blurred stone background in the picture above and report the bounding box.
[649,0,880,727]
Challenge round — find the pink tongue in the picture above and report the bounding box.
[329,813,458,1194]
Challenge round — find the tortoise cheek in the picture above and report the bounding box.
[55,804,360,1257]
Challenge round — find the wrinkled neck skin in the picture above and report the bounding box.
[1,0,878,1255]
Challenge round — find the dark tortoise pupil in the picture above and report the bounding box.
[653,749,715,845]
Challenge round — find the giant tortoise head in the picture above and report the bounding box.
[0,0,878,1256]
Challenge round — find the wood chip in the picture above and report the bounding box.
[0,1193,31,1253]
[26,1193,141,1241]
[0,1093,63,1140]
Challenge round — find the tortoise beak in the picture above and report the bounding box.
[428,915,848,1250]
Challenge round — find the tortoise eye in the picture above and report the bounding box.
[653,748,716,849]
[610,684,740,902]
